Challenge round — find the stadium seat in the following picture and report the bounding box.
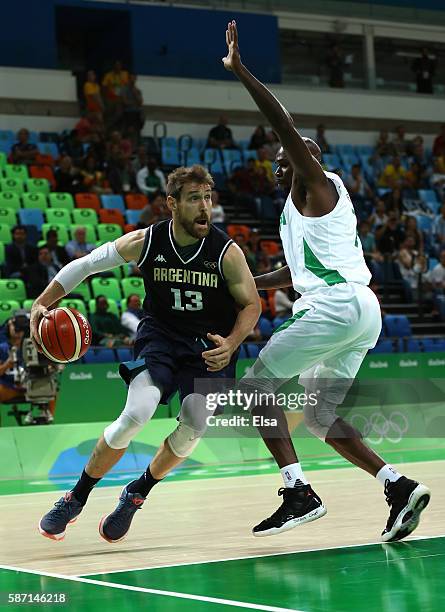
[0,279,26,302]
[22,299,34,311]
[88,297,120,318]
[116,348,132,362]
[181,148,201,166]
[124,223,136,234]
[4,165,28,181]
[98,209,125,227]
[37,142,59,158]
[422,338,445,352]
[0,207,17,226]
[414,215,433,233]
[0,224,11,243]
[18,208,44,230]
[60,299,87,317]
[406,338,422,353]
[21,192,48,211]
[418,189,438,204]
[35,153,55,167]
[239,344,248,359]
[70,224,96,243]
[125,209,142,225]
[226,224,250,241]
[323,153,341,169]
[245,343,260,358]
[0,178,24,194]
[29,165,55,188]
[121,277,145,299]
[0,300,21,325]
[91,277,122,301]
[42,223,70,244]
[26,178,50,194]
[258,196,277,219]
[48,192,74,210]
[69,281,91,301]
[272,316,287,330]
[83,348,116,364]
[125,193,148,210]
[162,137,177,148]
[0,141,13,154]
[71,208,98,226]
[161,145,180,166]
[0,241,4,264]
[101,194,125,213]
[0,130,14,142]
[383,314,412,338]
[257,316,273,338]
[45,208,71,226]
[369,339,394,353]
[97,223,123,242]
[0,191,20,210]
[75,193,100,211]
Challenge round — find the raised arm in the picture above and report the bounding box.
[222,21,325,185]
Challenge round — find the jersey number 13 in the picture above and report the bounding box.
[171,288,203,311]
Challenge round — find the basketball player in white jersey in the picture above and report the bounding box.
[223,20,430,541]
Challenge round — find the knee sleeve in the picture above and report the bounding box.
[167,393,209,458]
[303,397,338,440]
[104,370,162,449]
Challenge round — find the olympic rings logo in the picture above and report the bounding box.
[350,411,409,445]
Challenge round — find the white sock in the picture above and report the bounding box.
[376,464,402,486]
[280,463,308,488]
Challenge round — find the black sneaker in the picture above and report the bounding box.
[99,481,146,543]
[381,476,431,542]
[38,492,83,541]
[253,485,327,537]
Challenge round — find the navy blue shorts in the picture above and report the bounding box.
[119,316,238,404]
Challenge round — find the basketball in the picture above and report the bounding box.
[38,307,92,363]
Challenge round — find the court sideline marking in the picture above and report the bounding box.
[0,565,301,612]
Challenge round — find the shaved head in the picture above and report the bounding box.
[302,137,322,161]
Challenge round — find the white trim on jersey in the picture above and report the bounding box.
[138,225,153,267]
[168,220,206,265]
[217,239,233,280]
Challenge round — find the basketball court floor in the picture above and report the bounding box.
[0,450,443,611]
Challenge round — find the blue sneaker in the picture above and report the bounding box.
[38,492,83,541]
[99,481,146,543]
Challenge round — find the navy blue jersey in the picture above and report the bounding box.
[137,220,238,337]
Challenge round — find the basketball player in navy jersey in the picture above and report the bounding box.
[32,165,261,542]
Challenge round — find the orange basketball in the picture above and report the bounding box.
[38,308,92,363]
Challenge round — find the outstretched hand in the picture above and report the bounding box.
[222,20,241,72]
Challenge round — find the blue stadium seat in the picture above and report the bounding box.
[244,150,258,160]
[406,338,422,353]
[28,131,39,144]
[323,153,341,169]
[422,338,445,352]
[414,215,433,233]
[355,145,374,156]
[125,209,142,225]
[0,130,14,142]
[212,172,226,190]
[182,148,201,166]
[37,142,59,158]
[162,137,177,148]
[18,208,44,230]
[116,348,132,362]
[429,257,438,271]
[335,144,355,155]
[257,195,277,220]
[418,189,439,204]
[83,348,116,364]
[257,316,273,339]
[101,195,125,213]
[272,316,287,330]
[161,144,180,166]
[239,344,248,359]
[424,200,440,215]
[383,315,412,338]
[245,343,260,358]
[377,188,391,197]
[0,141,13,154]
[369,339,394,353]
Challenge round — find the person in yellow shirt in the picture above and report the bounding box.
[83,70,103,115]
[254,146,274,182]
[378,156,407,189]
[102,60,129,130]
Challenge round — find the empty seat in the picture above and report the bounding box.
[48,192,74,210]
[71,208,98,226]
[22,192,48,211]
[97,223,123,242]
[0,207,17,226]
[0,224,12,243]
[69,281,91,301]
[116,348,132,362]
[37,142,59,158]
[161,145,180,166]
[26,178,50,194]
[0,191,21,210]
[245,343,260,358]
[0,279,26,302]
[226,224,251,241]
[91,277,122,300]
[60,299,87,317]
[0,300,21,324]
[46,208,71,226]
[29,165,56,189]
[383,315,412,338]
[4,165,28,181]
[101,194,125,213]
[0,178,24,194]
[98,209,125,227]
[18,208,44,230]
[257,316,273,339]
[418,189,438,203]
[22,299,34,311]
[125,209,142,225]
[83,348,116,364]
[125,193,148,210]
[369,339,394,353]
[121,277,145,298]
[75,193,100,211]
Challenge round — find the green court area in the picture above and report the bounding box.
[1,536,444,611]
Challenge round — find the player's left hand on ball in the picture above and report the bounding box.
[222,20,241,72]
[202,333,235,372]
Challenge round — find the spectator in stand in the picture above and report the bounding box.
[0,320,25,404]
[90,295,132,347]
[346,163,374,220]
[433,124,445,158]
[378,156,407,189]
[251,164,275,196]
[392,126,409,157]
[107,130,132,160]
[66,227,95,260]
[54,155,82,194]
[60,129,84,165]
[75,112,104,143]
[10,128,38,166]
[102,60,130,130]
[131,145,148,174]
[210,190,225,228]
[411,47,435,94]
[44,229,70,269]
[376,212,405,256]
[83,70,104,116]
[369,200,388,231]
[263,131,280,161]
[5,225,37,278]
[138,192,169,227]
[86,131,107,167]
[428,250,445,290]
[207,115,236,149]
[404,215,424,253]
[431,159,445,199]
[326,43,345,88]
[121,73,144,142]
[80,156,112,195]
[120,293,144,340]
[274,287,294,318]
[404,161,426,191]
[249,125,267,150]
[137,157,166,196]
[375,130,395,158]
[255,147,274,182]
[106,146,135,194]
[382,187,405,216]
[432,204,445,253]
[256,253,272,275]
[315,124,330,154]
[248,228,261,260]
[398,236,427,301]
[359,220,384,281]
[24,246,60,299]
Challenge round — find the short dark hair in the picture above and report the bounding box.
[167,165,214,199]
[12,225,27,234]
[46,229,58,239]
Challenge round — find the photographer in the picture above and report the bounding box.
[0,319,25,403]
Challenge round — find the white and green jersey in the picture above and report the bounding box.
[279,171,371,295]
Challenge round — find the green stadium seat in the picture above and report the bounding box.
[26,178,50,194]
[22,192,48,211]
[0,191,21,211]
[71,208,98,226]
[0,178,24,194]
[0,241,4,264]
[121,277,145,299]
[0,224,11,243]
[48,192,74,210]
[0,207,17,226]
[91,277,122,301]
[88,298,120,318]
[46,208,71,226]
[70,224,96,243]
[108,267,123,280]
[0,279,26,302]
[69,281,91,302]
[0,152,6,168]
[0,300,21,325]
[42,223,70,244]
[97,223,123,242]
[60,299,88,317]
[22,299,34,311]
[4,164,28,181]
